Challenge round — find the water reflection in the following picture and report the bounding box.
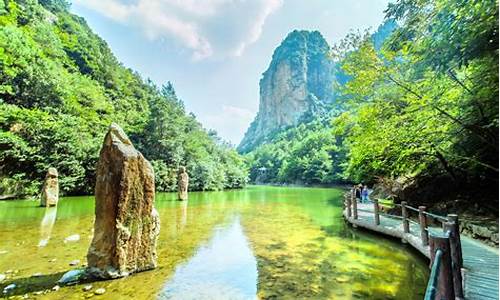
[159,217,258,300]
[175,200,188,232]
[38,207,57,247]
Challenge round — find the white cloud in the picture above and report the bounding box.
[74,0,283,60]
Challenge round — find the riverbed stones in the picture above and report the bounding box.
[40,167,59,207]
[177,166,189,201]
[94,288,106,295]
[86,123,160,279]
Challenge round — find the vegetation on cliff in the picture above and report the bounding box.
[0,0,247,197]
[238,30,339,153]
[245,0,498,210]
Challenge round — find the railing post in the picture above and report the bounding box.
[373,199,380,225]
[447,214,463,267]
[443,221,464,299]
[419,206,429,246]
[401,201,410,233]
[352,189,358,220]
[429,232,455,300]
[346,193,352,218]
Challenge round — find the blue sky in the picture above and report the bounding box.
[72,0,389,145]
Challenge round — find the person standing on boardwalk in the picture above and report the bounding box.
[361,185,369,203]
[354,184,361,202]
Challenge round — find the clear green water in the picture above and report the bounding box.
[0,186,428,299]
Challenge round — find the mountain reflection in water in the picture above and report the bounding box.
[159,217,258,300]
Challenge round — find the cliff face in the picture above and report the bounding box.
[238,30,335,153]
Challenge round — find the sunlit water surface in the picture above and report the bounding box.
[0,186,428,299]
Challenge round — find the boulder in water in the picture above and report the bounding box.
[86,123,160,279]
[40,167,58,207]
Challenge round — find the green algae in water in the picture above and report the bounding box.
[0,186,428,299]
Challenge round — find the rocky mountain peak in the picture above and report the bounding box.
[238,30,335,153]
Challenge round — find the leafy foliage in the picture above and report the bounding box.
[245,0,498,206]
[245,118,346,185]
[0,0,247,196]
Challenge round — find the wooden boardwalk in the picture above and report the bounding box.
[344,203,499,300]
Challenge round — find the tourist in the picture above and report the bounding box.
[354,184,361,201]
[361,185,369,203]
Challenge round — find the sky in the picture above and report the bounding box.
[71,0,390,145]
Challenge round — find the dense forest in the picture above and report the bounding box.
[245,0,498,212]
[0,0,247,197]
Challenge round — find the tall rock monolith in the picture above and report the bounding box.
[87,123,160,279]
[177,166,189,201]
[40,167,58,207]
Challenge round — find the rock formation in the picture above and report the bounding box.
[40,167,58,207]
[238,30,337,153]
[87,123,160,279]
[177,166,189,201]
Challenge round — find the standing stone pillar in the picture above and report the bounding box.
[177,166,189,201]
[87,123,160,279]
[40,167,58,207]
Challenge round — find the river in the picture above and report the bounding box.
[0,186,428,299]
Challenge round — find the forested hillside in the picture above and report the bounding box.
[0,0,247,197]
[245,0,499,212]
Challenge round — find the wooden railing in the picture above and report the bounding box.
[345,189,464,300]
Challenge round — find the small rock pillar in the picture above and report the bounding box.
[40,167,59,207]
[177,166,189,201]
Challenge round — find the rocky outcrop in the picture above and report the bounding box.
[177,166,189,201]
[87,123,160,279]
[460,218,499,246]
[40,167,58,207]
[238,30,336,153]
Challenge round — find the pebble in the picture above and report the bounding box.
[0,274,5,282]
[3,283,16,294]
[58,269,85,285]
[5,270,12,274]
[83,285,93,292]
[335,276,349,283]
[0,250,7,255]
[34,291,44,295]
[69,259,80,266]
[49,258,57,263]
[52,285,60,291]
[94,288,106,295]
[64,234,80,243]
[32,272,43,277]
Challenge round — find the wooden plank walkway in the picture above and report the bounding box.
[344,203,499,300]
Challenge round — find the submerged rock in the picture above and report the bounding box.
[69,259,80,266]
[83,285,92,291]
[86,123,160,279]
[58,269,85,285]
[64,234,80,243]
[94,288,106,295]
[3,283,16,294]
[177,166,189,201]
[40,167,59,207]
